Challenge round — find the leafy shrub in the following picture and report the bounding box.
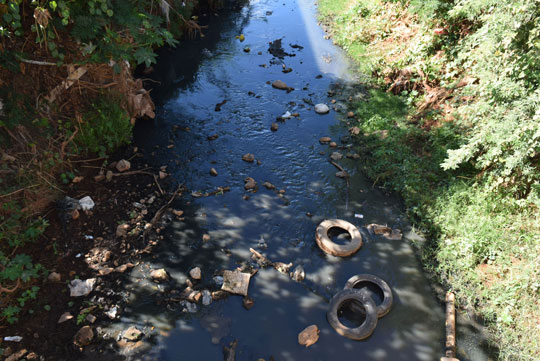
[77,96,132,156]
[0,202,47,323]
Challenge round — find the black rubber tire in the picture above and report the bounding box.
[344,274,393,318]
[315,219,362,257]
[327,289,378,340]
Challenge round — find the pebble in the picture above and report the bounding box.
[48,272,61,282]
[291,265,305,282]
[262,182,275,190]
[298,325,319,347]
[244,177,257,190]
[189,267,202,280]
[116,224,129,238]
[123,326,143,342]
[172,209,184,217]
[242,296,254,310]
[329,142,337,148]
[150,268,169,282]
[116,159,131,173]
[314,104,330,114]
[330,152,343,161]
[58,312,73,324]
[74,326,94,347]
[242,153,255,162]
[210,168,218,176]
[271,80,290,91]
[202,234,211,242]
[319,137,331,144]
[270,123,279,131]
[347,111,355,118]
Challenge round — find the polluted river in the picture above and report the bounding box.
[102,0,494,360]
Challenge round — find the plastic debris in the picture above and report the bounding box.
[4,336,23,342]
[69,278,96,297]
[79,196,95,211]
[221,270,251,296]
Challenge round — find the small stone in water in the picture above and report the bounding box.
[242,296,255,310]
[314,104,330,114]
[298,325,319,347]
[330,152,342,161]
[242,153,255,162]
[271,123,279,131]
[210,168,218,176]
[319,137,331,144]
[189,267,202,280]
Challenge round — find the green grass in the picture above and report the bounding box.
[319,1,540,360]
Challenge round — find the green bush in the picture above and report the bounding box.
[77,96,133,156]
[319,0,540,359]
[0,201,48,324]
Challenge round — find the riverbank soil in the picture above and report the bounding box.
[0,147,184,360]
[318,0,540,360]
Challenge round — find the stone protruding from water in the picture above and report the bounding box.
[298,325,319,347]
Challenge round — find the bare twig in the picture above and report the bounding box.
[0,184,40,199]
[0,279,21,294]
[70,156,107,163]
[113,170,155,177]
[60,128,78,161]
[18,58,57,66]
[144,184,183,237]
[153,174,165,195]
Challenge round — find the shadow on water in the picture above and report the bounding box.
[109,0,498,360]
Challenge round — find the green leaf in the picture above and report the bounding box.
[3,13,12,23]
[49,1,57,11]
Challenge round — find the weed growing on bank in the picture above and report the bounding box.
[319,0,540,359]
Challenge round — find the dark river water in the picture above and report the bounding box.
[117,0,495,360]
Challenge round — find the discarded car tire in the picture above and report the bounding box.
[327,289,378,340]
[315,219,362,257]
[344,274,393,318]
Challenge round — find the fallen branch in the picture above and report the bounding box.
[19,58,57,66]
[0,279,21,294]
[60,128,78,162]
[249,248,273,267]
[46,66,88,103]
[144,184,183,237]
[112,170,155,177]
[154,174,165,195]
[0,184,39,199]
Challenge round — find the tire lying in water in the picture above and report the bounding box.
[327,289,378,340]
[315,219,362,257]
[344,274,393,318]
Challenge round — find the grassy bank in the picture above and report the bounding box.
[318,0,540,359]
